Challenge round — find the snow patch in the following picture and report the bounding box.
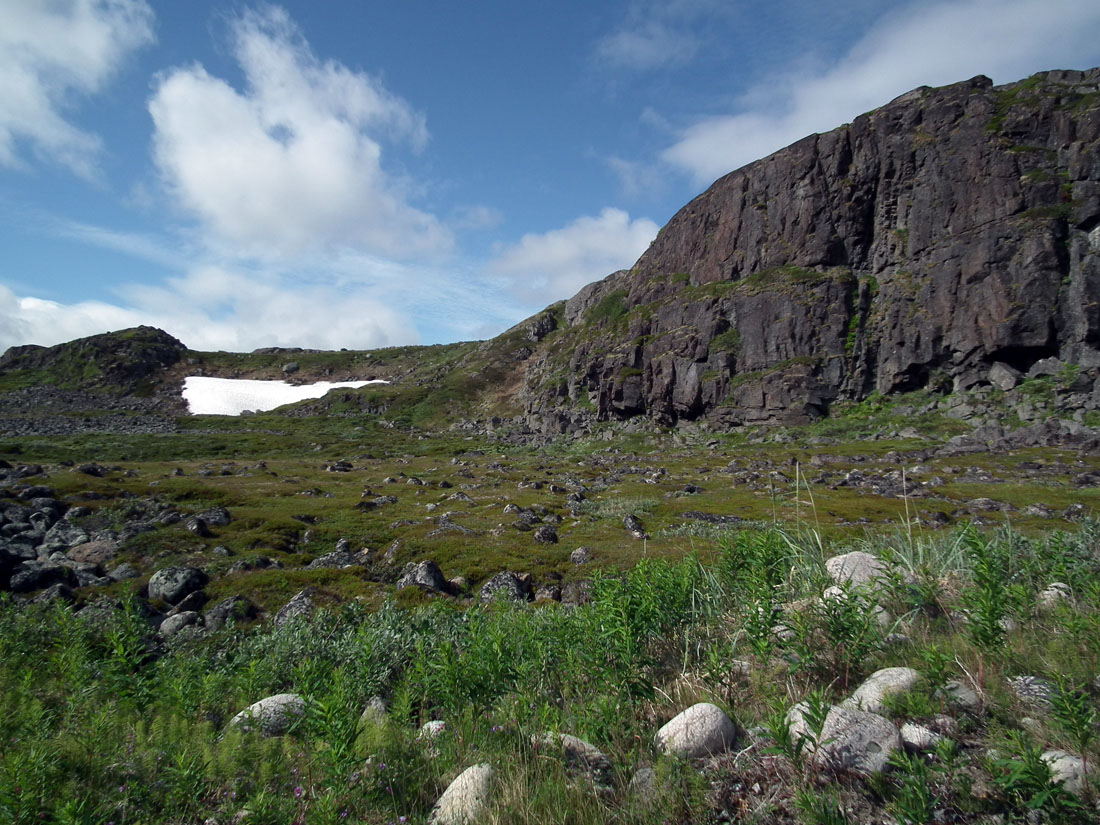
[182,376,388,416]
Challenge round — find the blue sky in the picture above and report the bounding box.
[3,0,1100,352]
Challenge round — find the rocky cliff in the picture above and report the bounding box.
[519,69,1100,431]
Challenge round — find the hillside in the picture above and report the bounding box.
[518,69,1100,431]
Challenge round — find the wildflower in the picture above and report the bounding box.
[294,785,304,799]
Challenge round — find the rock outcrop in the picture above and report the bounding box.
[520,69,1100,430]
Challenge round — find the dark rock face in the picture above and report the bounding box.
[521,70,1100,429]
[0,326,186,389]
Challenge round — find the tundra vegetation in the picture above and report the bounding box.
[2,390,1100,824]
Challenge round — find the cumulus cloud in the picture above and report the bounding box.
[488,208,658,303]
[662,0,1100,184]
[0,267,417,353]
[0,0,154,177]
[148,5,450,260]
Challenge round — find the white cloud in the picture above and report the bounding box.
[488,208,658,303]
[148,5,450,260]
[0,0,154,178]
[595,21,699,72]
[0,267,418,353]
[662,0,1100,184]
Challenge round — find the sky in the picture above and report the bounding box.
[2,0,1100,353]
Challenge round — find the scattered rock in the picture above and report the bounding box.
[430,763,494,825]
[1041,750,1087,796]
[397,560,448,593]
[654,702,737,759]
[787,703,901,775]
[147,566,208,605]
[842,667,922,714]
[570,546,591,565]
[479,571,531,603]
[535,732,615,790]
[228,693,307,736]
[1007,675,1059,709]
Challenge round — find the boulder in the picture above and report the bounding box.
[1041,750,1087,796]
[532,525,558,544]
[430,763,494,825]
[203,596,258,630]
[147,566,208,605]
[654,702,737,759]
[842,667,922,714]
[228,693,308,736]
[535,732,615,790]
[988,361,1023,391]
[397,560,448,592]
[479,572,531,603]
[824,551,890,587]
[1038,582,1073,611]
[66,540,119,565]
[900,722,943,752]
[160,611,203,636]
[786,703,901,775]
[274,589,316,627]
[9,561,78,593]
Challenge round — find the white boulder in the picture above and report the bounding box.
[228,693,307,736]
[655,702,737,759]
[430,763,494,825]
[842,667,922,714]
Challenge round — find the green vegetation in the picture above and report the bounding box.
[3,519,1099,823]
[709,328,741,355]
[585,290,630,326]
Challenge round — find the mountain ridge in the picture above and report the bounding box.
[3,68,1100,437]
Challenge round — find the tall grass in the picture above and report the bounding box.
[1,522,1098,823]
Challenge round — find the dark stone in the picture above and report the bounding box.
[204,596,258,630]
[396,560,448,592]
[533,525,559,544]
[147,566,208,605]
[10,561,79,593]
[479,571,533,603]
[274,589,316,627]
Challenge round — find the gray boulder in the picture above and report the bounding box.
[479,571,531,603]
[9,561,79,593]
[147,566,208,605]
[429,763,494,825]
[654,702,737,759]
[988,361,1023,391]
[397,560,448,592]
[1042,750,1087,796]
[787,703,901,775]
[160,611,203,636]
[228,693,308,736]
[824,550,891,587]
[842,667,922,714]
[203,596,258,630]
[274,589,316,627]
[535,732,615,790]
